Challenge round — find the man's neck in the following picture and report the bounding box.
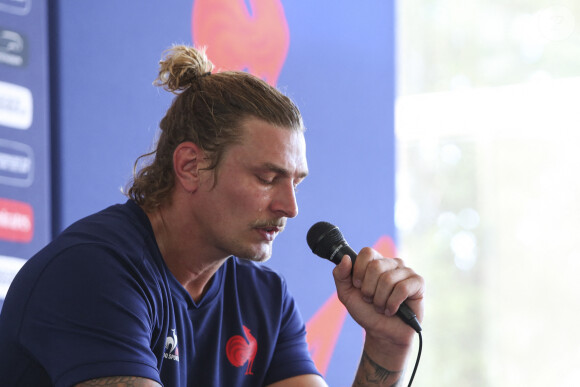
[145,205,228,303]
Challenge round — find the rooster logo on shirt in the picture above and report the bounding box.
[226,325,257,375]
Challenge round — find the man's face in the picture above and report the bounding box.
[194,117,308,262]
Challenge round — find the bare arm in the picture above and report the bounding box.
[353,350,405,387]
[75,376,162,387]
[265,352,406,387]
[264,351,405,387]
[334,249,425,387]
[269,248,423,387]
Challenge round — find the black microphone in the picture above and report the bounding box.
[307,221,422,333]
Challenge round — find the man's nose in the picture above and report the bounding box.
[271,182,299,218]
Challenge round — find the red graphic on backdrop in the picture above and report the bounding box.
[226,325,258,375]
[191,0,290,86]
[305,236,397,376]
[305,292,348,375]
[0,198,33,243]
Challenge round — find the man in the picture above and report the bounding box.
[0,45,424,386]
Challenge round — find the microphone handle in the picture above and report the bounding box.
[335,244,422,333]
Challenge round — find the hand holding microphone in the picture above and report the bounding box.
[307,221,425,386]
[307,221,422,333]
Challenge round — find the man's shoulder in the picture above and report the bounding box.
[47,201,152,258]
[14,201,160,292]
[63,200,147,238]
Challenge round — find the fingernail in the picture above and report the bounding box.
[362,296,372,303]
[353,279,361,288]
[375,306,385,314]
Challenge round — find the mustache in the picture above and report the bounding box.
[252,219,286,230]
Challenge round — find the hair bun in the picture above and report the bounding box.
[154,45,215,93]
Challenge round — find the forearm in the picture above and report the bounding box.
[352,339,411,387]
[330,249,425,387]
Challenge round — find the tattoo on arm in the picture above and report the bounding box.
[76,376,161,387]
[353,351,403,387]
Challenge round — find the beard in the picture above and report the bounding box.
[231,240,273,263]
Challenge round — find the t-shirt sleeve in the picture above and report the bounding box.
[263,277,322,384]
[18,243,162,387]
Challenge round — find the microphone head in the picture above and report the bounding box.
[306,221,346,259]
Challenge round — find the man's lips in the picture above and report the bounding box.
[254,223,285,241]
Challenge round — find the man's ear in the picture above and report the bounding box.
[173,142,206,193]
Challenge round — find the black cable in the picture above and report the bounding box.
[407,331,422,386]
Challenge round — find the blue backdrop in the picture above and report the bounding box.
[1,1,396,384]
[0,0,51,299]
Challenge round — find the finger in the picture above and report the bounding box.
[372,267,416,315]
[359,258,399,304]
[352,247,383,288]
[332,254,353,290]
[386,271,425,317]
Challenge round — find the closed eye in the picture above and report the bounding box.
[254,163,308,190]
[257,175,275,185]
[256,175,301,194]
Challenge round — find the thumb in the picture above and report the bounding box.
[332,255,353,291]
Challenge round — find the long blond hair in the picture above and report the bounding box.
[126,45,304,211]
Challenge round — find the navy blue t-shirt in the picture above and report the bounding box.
[0,200,319,386]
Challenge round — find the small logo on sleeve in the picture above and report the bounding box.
[164,328,179,361]
[226,325,257,375]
